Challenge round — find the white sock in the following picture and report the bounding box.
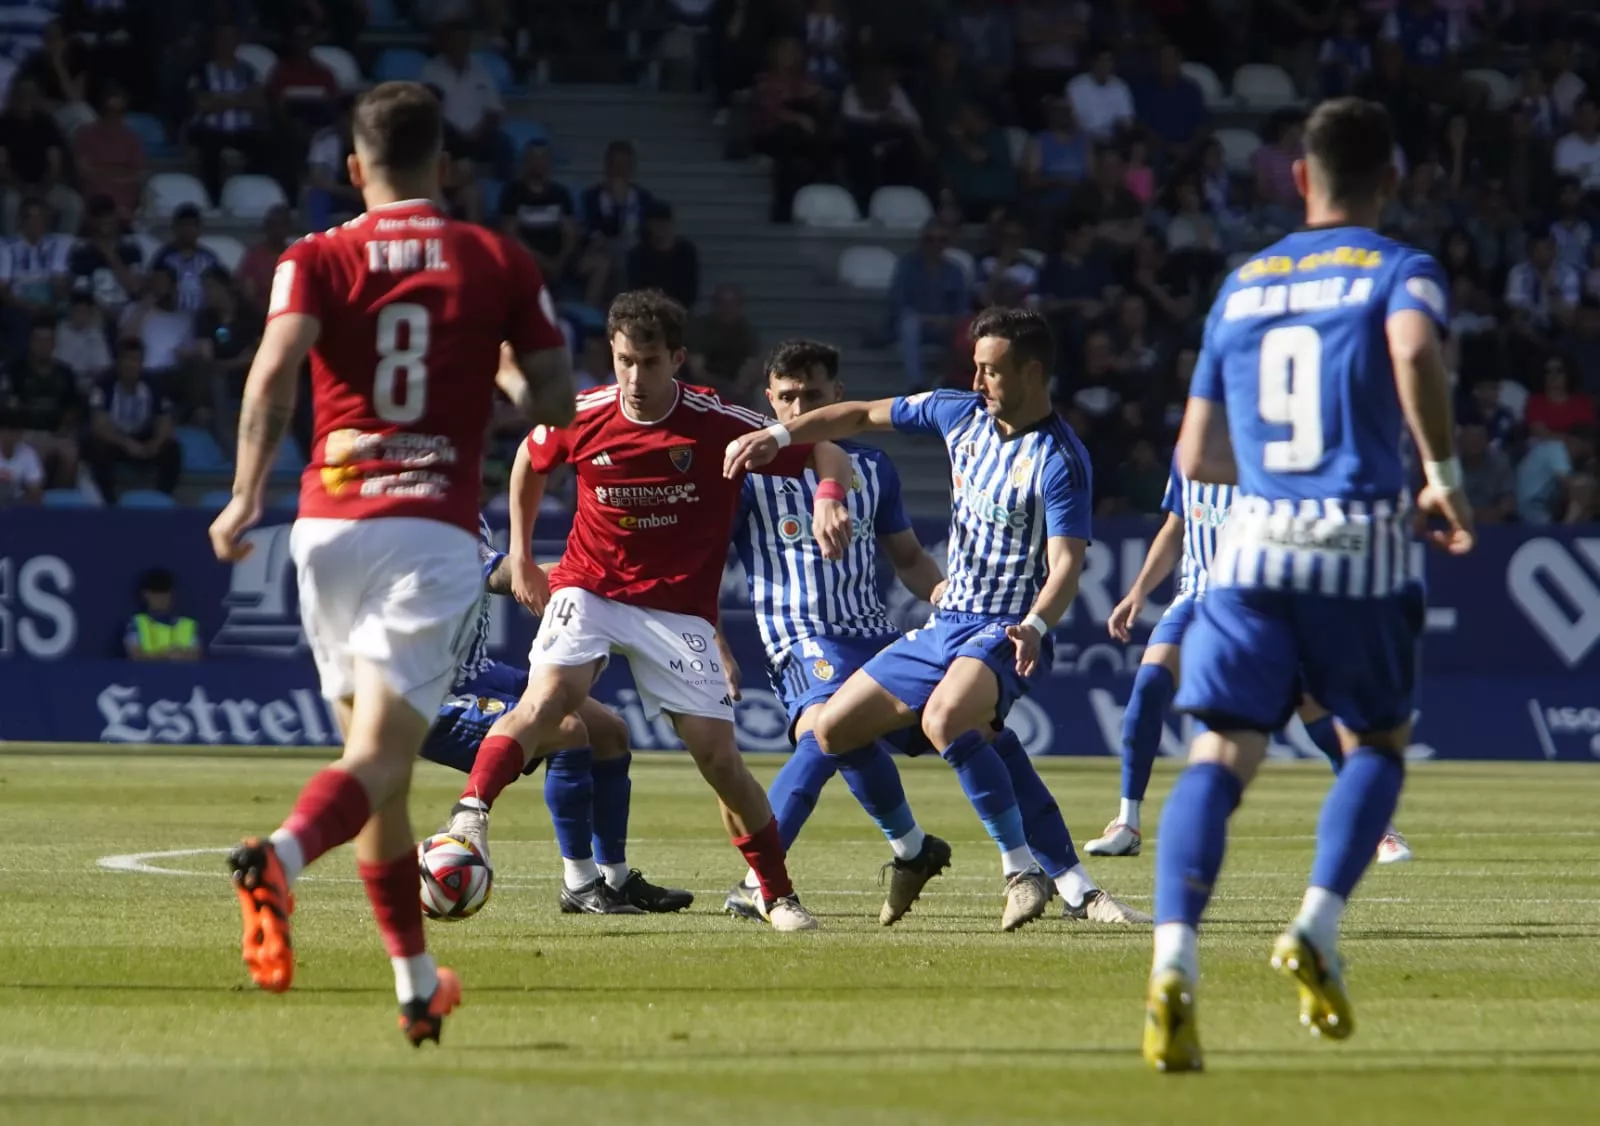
[456,796,488,813]
[1119,798,1141,831]
[888,824,926,860]
[1293,886,1346,958]
[562,856,601,891]
[1152,922,1200,983]
[267,829,305,885]
[743,866,759,889]
[600,862,630,890]
[392,953,439,1004]
[1054,863,1097,908]
[1000,846,1035,877]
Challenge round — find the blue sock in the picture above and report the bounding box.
[991,727,1080,879]
[1121,663,1176,801]
[768,730,838,850]
[1308,748,1404,899]
[590,752,631,866]
[1152,762,1243,927]
[941,729,1028,862]
[543,748,595,861]
[1305,715,1344,774]
[835,740,916,842]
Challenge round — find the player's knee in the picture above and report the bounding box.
[586,708,631,760]
[546,713,591,753]
[920,698,978,751]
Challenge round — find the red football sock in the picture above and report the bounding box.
[733,818,794,902]
[461,735,527,809]
[279,767,372,869]
[359,852,426,958]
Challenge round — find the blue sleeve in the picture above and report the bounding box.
[1160,459,1182,515]
[1386,250,1450,332]
[871,453,912,536]
[889,389,979,437]
[476,515,503,580]
[1043,436,1094,541]
[1190,298,1225,402]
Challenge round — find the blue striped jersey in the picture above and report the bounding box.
[454,513,504,688]
[733,441,910,664]
[890,391,1092,617]
[1193,226,1448,598]
[1162,459,1235,596]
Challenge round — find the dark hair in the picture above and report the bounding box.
[766,339,840,382]
[28,315,54,334]
[353,81,444,172]
[119,337,145,356]
[87,194,118,217]
[202,265,232,286]
[969,307,1055,375]
[18,197,48,218]
[139,567,174,594]
[149,263,177,283]
[604,139,635,162]
[1302,97,1395,207]
[606,289,686,352]
[0,409,23,430]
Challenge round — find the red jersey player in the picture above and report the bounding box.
[436,290,855,931]
[205,82,573,1044]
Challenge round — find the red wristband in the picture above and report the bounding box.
[815,480,847,504]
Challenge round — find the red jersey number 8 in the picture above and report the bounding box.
[375,303,430,423]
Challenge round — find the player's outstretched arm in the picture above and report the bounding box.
[498,341,577,428]
[722,398,894,477]
[1007,535,1087,678]
[1389,309,1475,555]
[883,528,945,604]
[1176,398,1238,485]
[208,313,318,563]
[507,438,554,612]
[1108,512,1183,642]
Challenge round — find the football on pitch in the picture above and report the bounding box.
[418,833,492,921]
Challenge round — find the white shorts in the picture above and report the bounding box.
[291,517,482,719]
[530,587,733,721]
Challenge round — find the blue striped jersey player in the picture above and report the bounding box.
[1142,97,1475,1074]
[721,340,953,925]
[724,309,1148,931]
[420,515,693,915]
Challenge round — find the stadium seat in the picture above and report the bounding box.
[118,489,178,509]
[501,118,548,153]
[221,175,289,221]
[479,177,504,216]
[176,427,229,475]
[197,488,235,510]
[1006,126,1029,165]
[1180,61,1227,108]
[1231,63,1298,109]
[868,186,934,230]
[374,48,428,84]
[312,45,364,91]
[269,442,306,479]
[473,50,514,93]
[42,488,96,507]
[125,112,173,157]
[1464,68,1516,111]
[199,235,246,273]
[143,173,211,221]
[836,245,898,291]
[1215,128,1261,174]
[236,43,278,82]
[943,246,975,287]
[792,184,862,228]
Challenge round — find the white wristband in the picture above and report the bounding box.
[1424,457,1463,491]
[766,422,793,448]
[1022,613,1051,637]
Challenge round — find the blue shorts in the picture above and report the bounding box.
[1175,585,1425,735]
[421,661,530,774]
[771,632,935,754]
[1148,592,1199,649]
[861,611,1047,729]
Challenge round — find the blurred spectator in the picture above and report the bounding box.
[1021,97,1091,232]
[187,23,275,208]
[419,21,506,178]
[1384,161,1451,252]
[840,61,928,211]
[72,86,145,221]
[1564,298,1600,400]
[1118,435,1166,515]
[1037,217,1113,332]
[1459,415,1515,525]
[1564,469,1600,523]
[86,337,180,501]
[1252,111,1305,233]
[124,568,201,661]
[0,75,80,233]
[686,284,761,404]
[1379,0,1461,70]
[1109,291,1163,394]
[1134,44,1206,164]
[54,290,110,388]
[750,35,833,224]
[1517,428,1572,524]
[573,334,615,393]
[235,203,290,311]
[1122,137,1154,204]
[70,194,142,314]
[151,204,221,313]
[974,214,1037,306]
[1466,376,1519,450]
[68,0,150,111]
[1,195,70,350]
[1544,41,1587,120]
[1506,230,1579,340]
[1554,97,1600,195]
[1318,6,1371,97]
[887,219,967,392]
[1070,327,1121,420]
[1068,144,1142,248]
[118,264,193,384]
[191,266,258,435]
[0,316,78,486]
[0,406,41,503]
[626,202,699,311]
[304,97,361,230]
[1163,176,1223,257]
[1012,1,1091,123]
[0,1,54,63]
[1066,44,1133,145]
[577,140,652,309]
[940,99,1014,223]
[1525,355,1598,438]
[801,0,851,90]
[267,24,340,134]
[1465,178,1524,279]
[498,140,576,283]
[947,0,1016,89]
[18,19,90,134]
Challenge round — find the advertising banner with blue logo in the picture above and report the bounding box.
[1,510,1597,761]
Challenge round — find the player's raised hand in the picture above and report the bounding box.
[812,497,853,560]
[723,430,779,478]
[510,554,552,614]
[1006,622,1042,679]
[208,494,262,563]
[1107,591,1144,642]
[1416,484,1476,555]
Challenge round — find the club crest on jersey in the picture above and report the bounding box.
[812,659,835,681]
[1008,454,1034,487]
[669,446,693,473]
[777,515,805,543]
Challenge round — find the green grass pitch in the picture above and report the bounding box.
[0,751,1597,1126]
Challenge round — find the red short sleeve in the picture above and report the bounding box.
[764,442,814,478]
[525,423,570,472]
[504,240,566,354]
[267,237,325,323]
